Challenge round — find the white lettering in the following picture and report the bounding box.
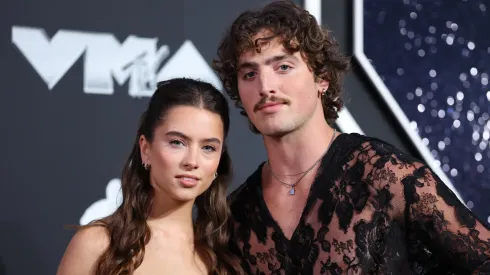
[11,26,222,97]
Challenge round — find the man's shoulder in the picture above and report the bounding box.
[227,163,264,206]
[339,132,397,150]
[227,180,250,204]
[338,133,421,165]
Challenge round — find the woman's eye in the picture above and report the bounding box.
[169,140,184,147]
[203,145,216,152]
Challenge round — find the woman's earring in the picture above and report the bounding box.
[320,88,327,96]
[214,172,218,179]
[143,162,150,170]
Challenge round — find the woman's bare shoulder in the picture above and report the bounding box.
[56,224,110,275]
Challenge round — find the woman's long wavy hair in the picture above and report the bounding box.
[212,0,351,132]
[81,78,244,275]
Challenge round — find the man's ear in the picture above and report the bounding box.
[316,77,330,97]
[316,78,330,92]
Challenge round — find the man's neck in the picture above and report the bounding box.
[263,115,336,176]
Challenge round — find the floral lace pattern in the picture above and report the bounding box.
[228,133,490,274]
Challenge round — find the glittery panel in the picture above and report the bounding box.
[362,0,490,224]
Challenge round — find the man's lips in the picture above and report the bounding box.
[258,102,283,110]
[255,102,287,112]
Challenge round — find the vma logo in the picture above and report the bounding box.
[11,26,222,97]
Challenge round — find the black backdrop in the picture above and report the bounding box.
[1,0,488,274]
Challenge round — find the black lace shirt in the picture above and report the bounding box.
[228,133,490,274]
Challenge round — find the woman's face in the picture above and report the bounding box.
[140,106,224,202]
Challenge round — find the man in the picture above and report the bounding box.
[213,1,490,274]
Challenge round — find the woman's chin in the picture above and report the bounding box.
[170,188,205,203]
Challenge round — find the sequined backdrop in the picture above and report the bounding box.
[363,0,490,224]
[1,1,488,274]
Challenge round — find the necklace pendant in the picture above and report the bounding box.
[289,187,295,195]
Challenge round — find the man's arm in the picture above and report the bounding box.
[400,164,490,273]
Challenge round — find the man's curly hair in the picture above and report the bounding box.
[212,0,351,132]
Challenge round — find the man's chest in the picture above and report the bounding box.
[233,198,406,274]
[262,186,310,239]
[235,218,360,274]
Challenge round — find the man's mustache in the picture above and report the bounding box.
[254,96,291,112]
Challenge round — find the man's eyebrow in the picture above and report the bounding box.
[237,54,299,71]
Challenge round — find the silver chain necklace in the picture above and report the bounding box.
[267,129,337,195]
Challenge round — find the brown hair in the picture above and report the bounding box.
[80,78,244,275]
[212,0,351,131]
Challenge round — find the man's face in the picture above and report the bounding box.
[236,31,329,137]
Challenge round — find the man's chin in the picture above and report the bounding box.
[257,124,296,138]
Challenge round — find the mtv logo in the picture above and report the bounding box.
[11,26,222,97]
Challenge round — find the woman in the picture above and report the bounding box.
[57,78,244,275]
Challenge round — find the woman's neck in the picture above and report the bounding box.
[146,192,195,238]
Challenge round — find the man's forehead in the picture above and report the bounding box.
[239,40,285,59]
[238,31,299,62]
[252,28,276,41]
